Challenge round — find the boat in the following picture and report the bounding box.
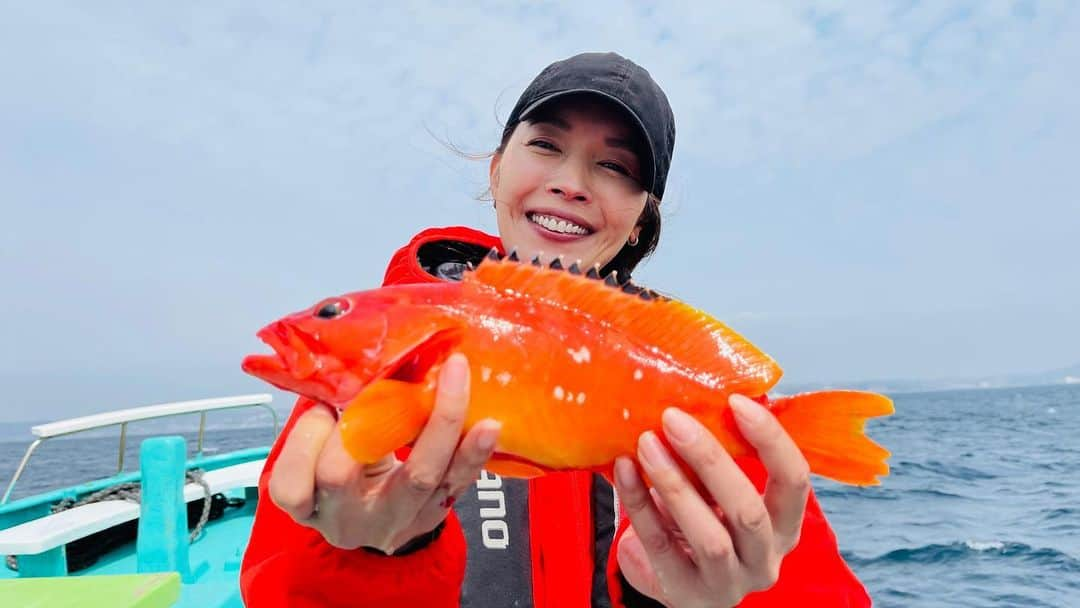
[0,395,278,607]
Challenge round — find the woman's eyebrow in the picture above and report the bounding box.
[532,117,572,130]
[532,118,636,153]
[605,137,636,152]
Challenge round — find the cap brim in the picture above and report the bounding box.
[519,89,656,194]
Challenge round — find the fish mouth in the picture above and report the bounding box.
[242,322,352,404]
[250,322,319,377]
[242,323,462,406]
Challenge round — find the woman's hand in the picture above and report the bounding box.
[267,353,501,553]
[613,394,811,607]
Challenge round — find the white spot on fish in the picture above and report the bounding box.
[496,371,512,386]
[633,369,643,381]
[622,408,630,420]
[553,386,565,400]
[481,367,492,382]
[565,391,574,402]
[567,346,591,364]
[577,393,586,405]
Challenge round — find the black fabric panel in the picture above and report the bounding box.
[591,473,616,608]
[617,570,665,608]
[618,570,667,607]
[457,472,534,608]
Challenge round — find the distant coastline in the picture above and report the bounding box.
[778,362,1080,395]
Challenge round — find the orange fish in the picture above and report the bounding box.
[242,252,892,486]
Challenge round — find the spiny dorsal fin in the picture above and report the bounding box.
[462,257,782,394]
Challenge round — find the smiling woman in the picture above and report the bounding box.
[239,52,872,608]
[492,96,653,276]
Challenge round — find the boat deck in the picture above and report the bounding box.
[0,395,276,607]
[79,489,257,608]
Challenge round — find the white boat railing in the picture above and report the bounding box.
[2,394,277,505]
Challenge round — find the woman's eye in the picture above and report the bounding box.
[528,139,559,152]
[600,161,631,176]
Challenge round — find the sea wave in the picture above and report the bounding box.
[845,541,1080,572]
[814,487,899,500]
[895,460,997,480]
[1041,507,1078,520]
[815,485,968,501]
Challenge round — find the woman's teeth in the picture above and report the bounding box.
[529,213,590,235]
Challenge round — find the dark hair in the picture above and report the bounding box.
[493,99,663,283]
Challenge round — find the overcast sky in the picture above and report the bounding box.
[2,1,1078,422]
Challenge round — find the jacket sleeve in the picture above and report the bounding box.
[606,458,871,608]
[239,397,469,608]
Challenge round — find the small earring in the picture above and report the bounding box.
[627,234,639,247]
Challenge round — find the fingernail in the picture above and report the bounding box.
[442,353,469,388]
[730,394,766,425]
[662,408,700,444]
[476,421,500,452]
[639,431,674,469]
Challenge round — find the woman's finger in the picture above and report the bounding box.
[730,394,811,553]
[613,454,697,596]
[661,407,775,574]
[637,430,741,581]
[269,402,337,523]
[616,527,669,602]
[387,353,472,509]
[647,487,677,532]
[309,420,402,549]
[433,418,501,506]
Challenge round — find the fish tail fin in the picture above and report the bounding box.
[771,390,894,486]
[339,379,433,464]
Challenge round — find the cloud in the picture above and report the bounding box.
[1,2,1077,418]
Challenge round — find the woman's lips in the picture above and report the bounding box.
[525,210,593,242]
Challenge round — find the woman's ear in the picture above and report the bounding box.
[489,153,502,198]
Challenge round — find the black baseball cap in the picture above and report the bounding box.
[502,52,676,200]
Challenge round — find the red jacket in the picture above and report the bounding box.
[240,226,871,607]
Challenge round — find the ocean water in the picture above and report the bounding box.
[2,384,1078,606]
[818,383,1080,607]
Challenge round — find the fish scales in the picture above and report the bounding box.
[446,296,710,470]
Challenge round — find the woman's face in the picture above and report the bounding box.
[490,98,648,273]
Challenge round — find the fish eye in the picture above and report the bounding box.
[315,299,348,319]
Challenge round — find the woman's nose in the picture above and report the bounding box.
[548,185,588,202]
[547,164,590,202]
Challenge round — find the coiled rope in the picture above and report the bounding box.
[5,469,212,572]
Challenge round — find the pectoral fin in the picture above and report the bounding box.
[339,379,431,464]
